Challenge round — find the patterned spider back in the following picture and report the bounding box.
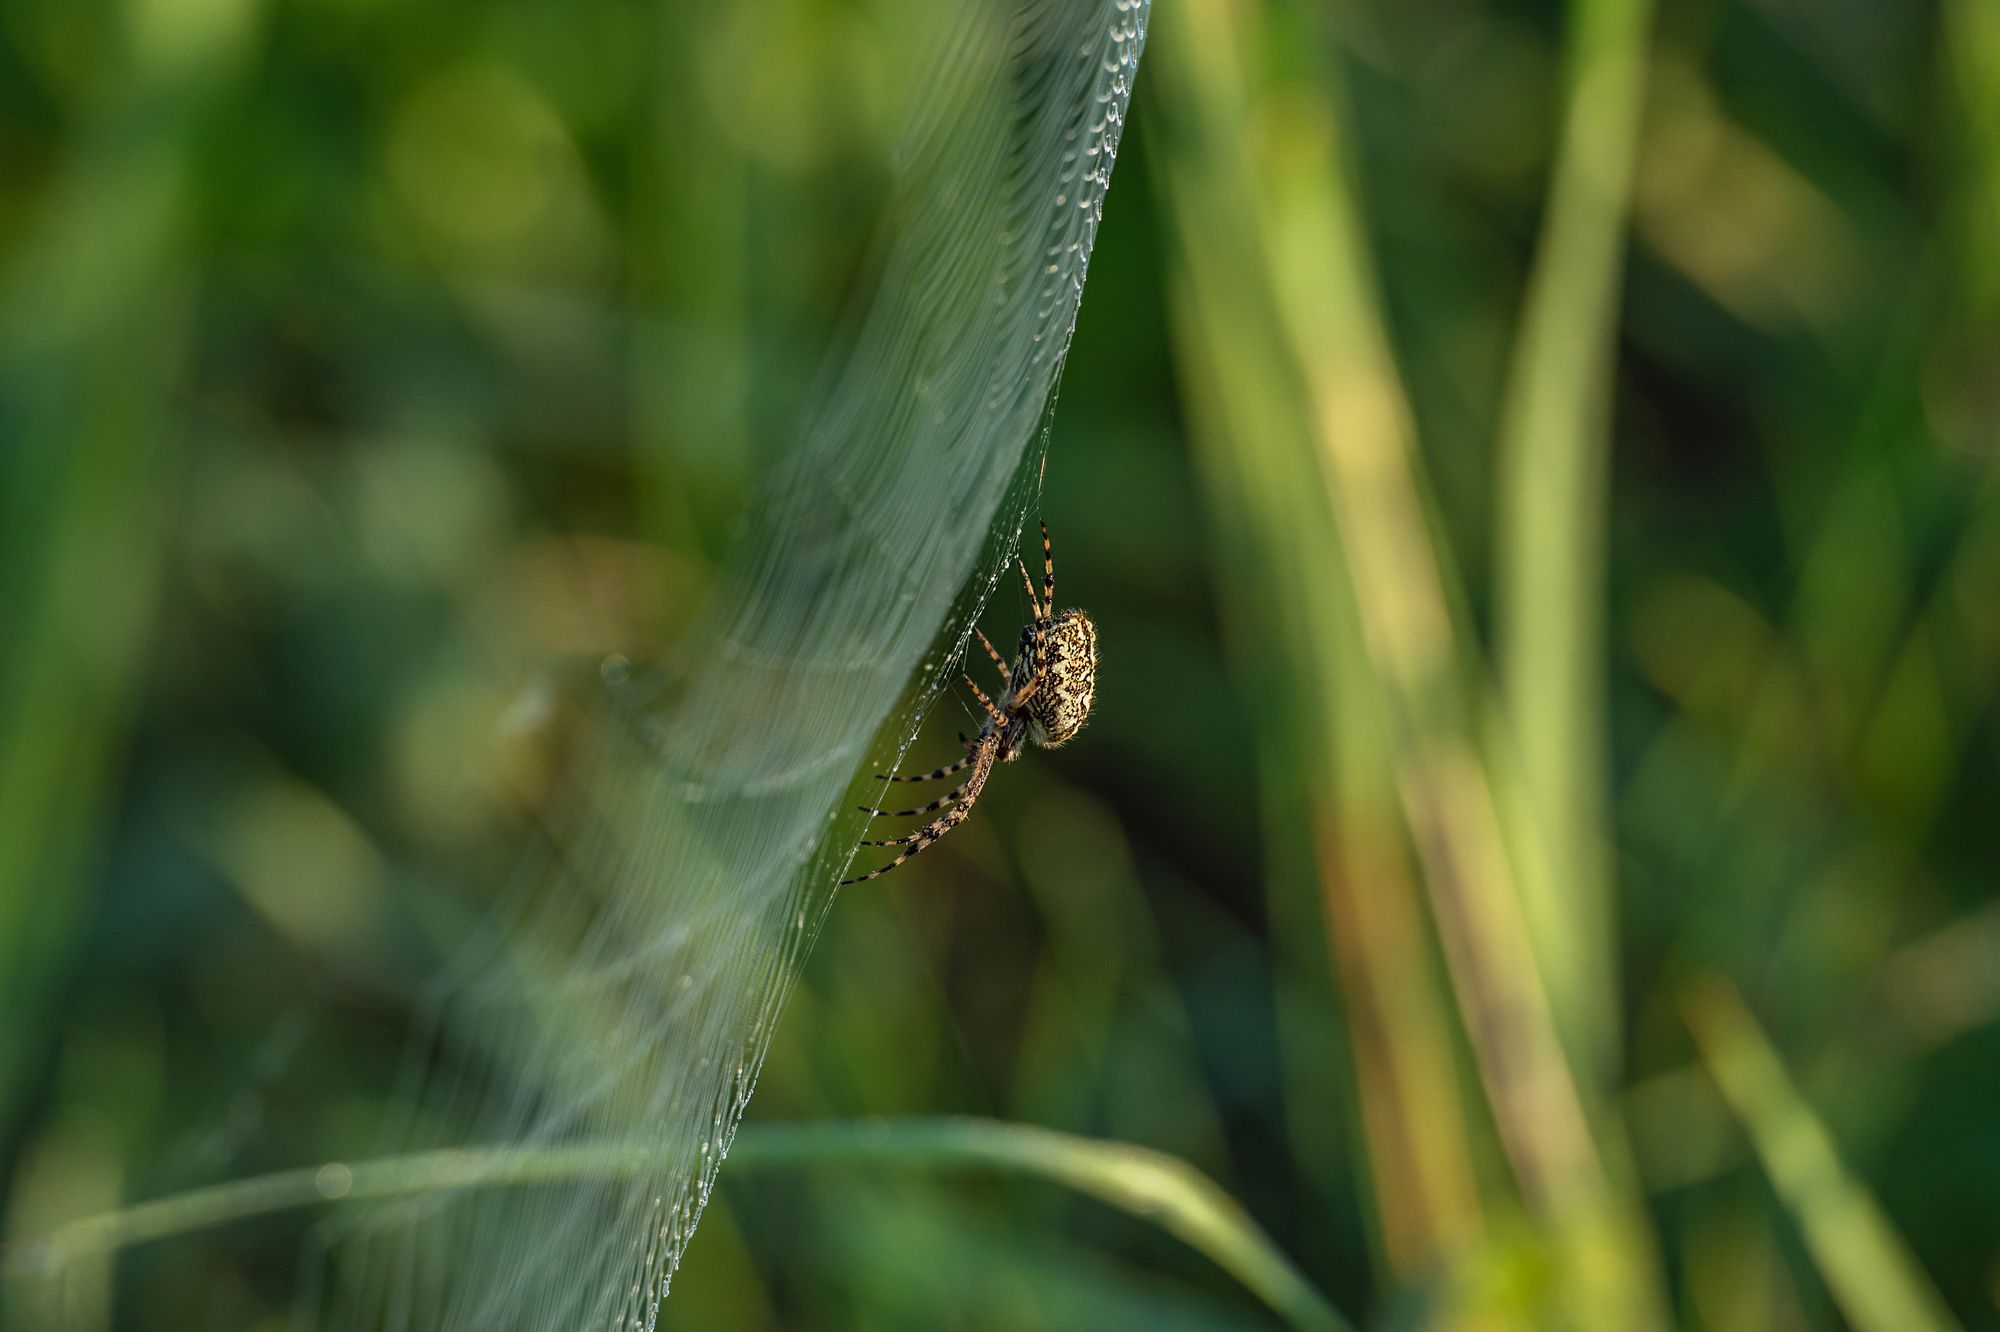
[1026,610,1097,747]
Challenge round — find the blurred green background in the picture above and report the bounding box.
[3,0,1998,1328]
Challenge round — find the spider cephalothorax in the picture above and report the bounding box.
[843,520,1097,885]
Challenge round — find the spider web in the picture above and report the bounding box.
[300,2,1149,1327]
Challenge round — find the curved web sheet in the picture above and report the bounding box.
[304,2,1149,1327]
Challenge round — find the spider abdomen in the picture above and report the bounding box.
[1026,610,1097,747]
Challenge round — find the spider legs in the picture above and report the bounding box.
[844,735,998,884]
[843,800,975,882]
[973,627,1009,682]
[963,673,1004,724]
[1018,556,1041,620]
[1015,520,1056,622]
[1039,519,1054,614]
[857,780,971,842]
[878,668,1002,791]
[877,733,975,783]
[858,785,964,819]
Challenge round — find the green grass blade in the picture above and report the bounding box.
[3,1118,1351,1332]
[1684,980,1962,1332]
[734,1120,1351,1332]
[1491,0,1655,1083]
[0,0,262,1169]
[1151,0,1604,1221]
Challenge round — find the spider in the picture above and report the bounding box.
[842,520,1097,885]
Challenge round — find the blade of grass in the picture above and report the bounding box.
[1491,0,1654,1083]
[1946,0,2000,309]
[1155,0,1600,1220]
[1150,3,1671,1323]
[2,1118,1351,1332]
[739,1120,1349,1332]
[0,0,262,1182]
[1682,979,1961,1332]
[1150,40,1485,1276]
